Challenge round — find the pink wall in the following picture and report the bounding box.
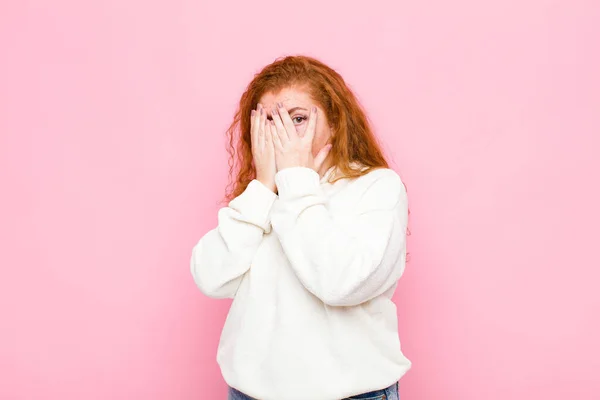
[1,0,599,399]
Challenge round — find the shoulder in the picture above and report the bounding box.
[351,165,404,191]
[350,166,407,210]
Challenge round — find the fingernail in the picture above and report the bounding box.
[277,102,283,108]
[260,108,264,115]
[272,107,278,115]
[312,106,317,113]
[251,110,255,117]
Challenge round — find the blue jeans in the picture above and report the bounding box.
[228,381,399,400]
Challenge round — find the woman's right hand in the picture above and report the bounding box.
[251,103,276,193]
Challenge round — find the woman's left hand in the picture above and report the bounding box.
[268,103,332,173]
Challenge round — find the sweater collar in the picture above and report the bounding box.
[319,161,365,184]
[320,165,337,184]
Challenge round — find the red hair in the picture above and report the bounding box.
[224,55,391,201]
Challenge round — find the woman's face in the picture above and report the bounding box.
[258,86,333,161]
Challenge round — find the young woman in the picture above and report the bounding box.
[191,55,411,400]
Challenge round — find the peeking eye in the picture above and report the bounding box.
[292,116,307,124]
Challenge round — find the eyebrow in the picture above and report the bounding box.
[287,107,308,114]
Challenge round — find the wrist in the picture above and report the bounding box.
[278,159,312,171]
[257,177,276,193]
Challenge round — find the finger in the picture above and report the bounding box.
[269,120,284,151]
[303,106,318,144]
[276,103,297,139]
[251,105,261,150]
[314,143,333,170]
[265,120,273,148]
[271,107,290,143]
[258,106,267,150]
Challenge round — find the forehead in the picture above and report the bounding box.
[258,86,313,107]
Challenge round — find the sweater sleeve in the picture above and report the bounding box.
[190,179,277,299]
[270,167,408,307]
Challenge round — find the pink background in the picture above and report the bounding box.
[1,0,599,399]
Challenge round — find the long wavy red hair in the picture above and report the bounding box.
[223,55,393,202]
